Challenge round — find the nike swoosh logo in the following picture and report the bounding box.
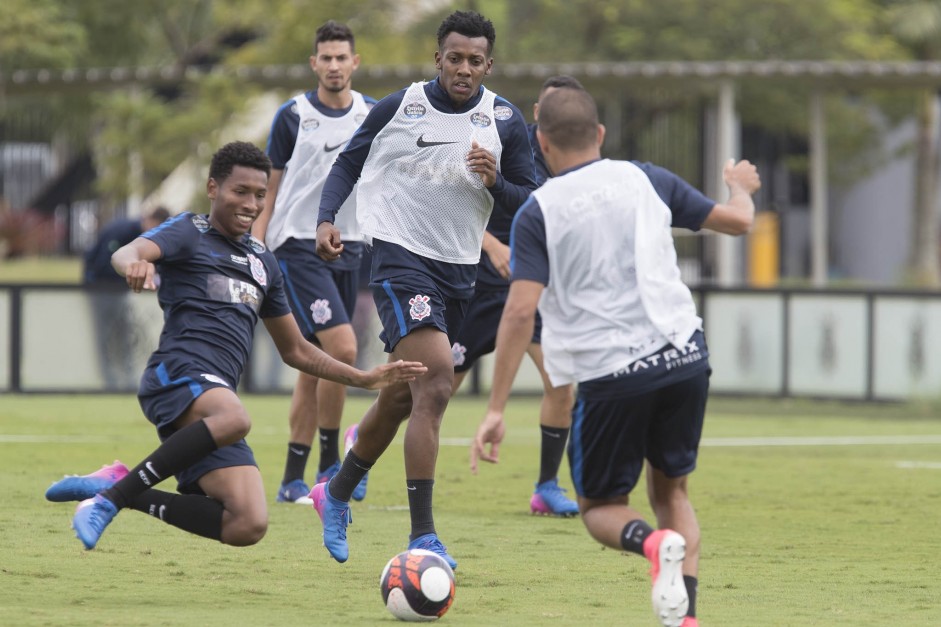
[145,461,162,480]
[324,141,345,152]
[407,485,417,490]
[289,447,306,455]
[416,135,459,148]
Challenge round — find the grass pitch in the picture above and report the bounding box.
[1,394,940,626]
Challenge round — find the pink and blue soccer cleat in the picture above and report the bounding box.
[45,461,129,502]
[644,529,689,627]
[309,482,351,563]
[530,478,579,517]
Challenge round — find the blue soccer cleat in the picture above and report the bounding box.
[315,460,341,486]
[309,482,351,563]
[530,478,579,517]
[408,533,457,571]
[277,479,313,505]
[46,460,129,502]
[72,494,119,550]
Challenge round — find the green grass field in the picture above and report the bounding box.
[2,394,940,626]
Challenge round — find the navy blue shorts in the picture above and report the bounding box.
[275,238,361,343]
[568,368,710,499]
[138,360,257,493]
[371,274,469,353]
[451,287,542,372]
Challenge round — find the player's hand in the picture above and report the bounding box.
[470,409,506,474]
[316,221,344,261]
[483,239,511,280]
[467,141,497,188]
[124,260,158,292]
[357,360,427,390]
[723,159,761,196]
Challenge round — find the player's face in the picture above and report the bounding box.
[207,165,268,239]
[435,32,492,107]
[312,40,360,94]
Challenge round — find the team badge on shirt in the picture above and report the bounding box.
[470,112,491,128]
[248,236,266,253]
[451,342,467,367]
[191,214,210,233]
[248,254,267,287]
[494,105,513,121]
[404,102,427,119]
[408,294,431,321]
[310,299,332,325]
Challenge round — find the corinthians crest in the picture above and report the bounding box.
[248,254,267,287]
[311,299,332,325]
[409,294,431,321]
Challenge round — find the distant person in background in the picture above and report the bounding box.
[485,87,759,627]
[83,206,171,390]
[253,20,374,507]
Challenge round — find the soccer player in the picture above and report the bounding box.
[252,21,374,506]
[486,88,760,627]
[468,78,761,525]
[457,76,586,518]
[46,141,426,551]
[310,10,537,570]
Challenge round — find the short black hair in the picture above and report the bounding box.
[537,88,599,151]
[436,11,495,54]
[148,206,171,223]
[209,141,271,182]
[539,75,585,97]
[315,20,355,53]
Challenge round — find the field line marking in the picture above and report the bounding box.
[440,435,941,448]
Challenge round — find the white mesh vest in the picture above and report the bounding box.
[532,159,702,385]
[355,82,502,264]
[266,91,370,251]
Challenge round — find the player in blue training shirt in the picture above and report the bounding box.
[485,88,760,627]
[310,10,537,570]
[45,142,426,551]
[253,21,376,507]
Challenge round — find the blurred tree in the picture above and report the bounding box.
[885,0,941,287]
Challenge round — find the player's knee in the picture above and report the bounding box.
[331,344,357,366]
[223,514,268,547]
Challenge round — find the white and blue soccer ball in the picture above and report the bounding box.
[380,549,455,621]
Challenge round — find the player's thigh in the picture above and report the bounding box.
[197,464,267,522]
[173,386,251,444]
[568,392,657,500]
[645,370,709,479]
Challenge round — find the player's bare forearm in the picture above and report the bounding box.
[286,344,426,390]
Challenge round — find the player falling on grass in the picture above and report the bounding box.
[252,21,374,507]
[484,87,759,626]
[44,141,426,551]
[310,10,537,570]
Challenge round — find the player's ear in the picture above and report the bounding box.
[352,53,361,71]
[597,124,606,149]
[206,178,218,200]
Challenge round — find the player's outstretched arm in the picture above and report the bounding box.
[701,159,761,236]
[111,237,162,292]
[265,314,426,389]
[470,279,542,473]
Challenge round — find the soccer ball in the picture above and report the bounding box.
[380,549,455,621]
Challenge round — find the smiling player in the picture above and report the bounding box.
[49,141,426,551]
